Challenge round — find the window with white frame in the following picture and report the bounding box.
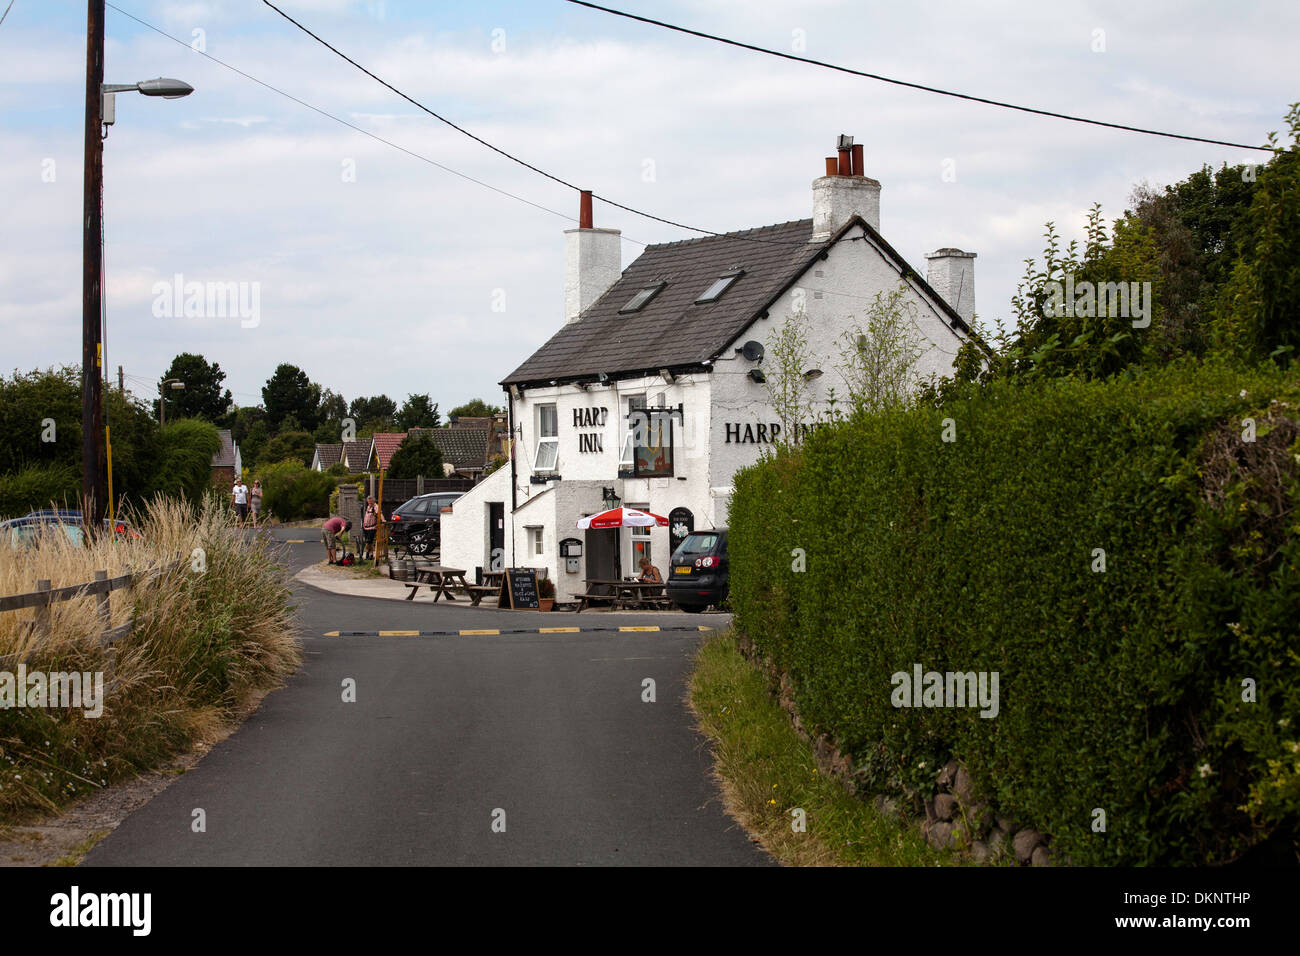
[534,403,558,472]
[528,526,544,556]
[628,503,652,567]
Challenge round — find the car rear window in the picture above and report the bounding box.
[678,533,720,555]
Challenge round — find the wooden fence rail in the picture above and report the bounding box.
[0,558,185,665]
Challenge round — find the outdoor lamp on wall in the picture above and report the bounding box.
[748,368,767,384]
[601,486,621,511]
[803,368,823,381]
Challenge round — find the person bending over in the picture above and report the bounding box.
[322,515,352,565]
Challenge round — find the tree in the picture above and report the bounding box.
[449,398,502,419]
[386,431,444,479]
[261,430,315,468]
[155,353,233,421]
[396,393,441,430]
[262,364,320,432]
[1215,103,1300,364]
[349,395,397,429]
[318,388,348,424]
[835,284,927,415]
[762,310,816,445]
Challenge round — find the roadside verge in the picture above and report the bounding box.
[688,630,947,866]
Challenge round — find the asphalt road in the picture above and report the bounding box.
[84,529,770,866]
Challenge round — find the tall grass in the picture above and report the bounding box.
[0,496,299,821]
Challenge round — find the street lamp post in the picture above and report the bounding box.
[81,0,192,525]
[159,379,185,426]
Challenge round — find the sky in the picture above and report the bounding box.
[0,0,1292,414]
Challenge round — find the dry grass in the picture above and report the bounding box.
[0,497,299,822]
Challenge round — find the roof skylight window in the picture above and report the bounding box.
[619,282,666,314]
[695,270,744,304]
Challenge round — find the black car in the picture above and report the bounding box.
[666,529,729,613]
[387,492,462,555]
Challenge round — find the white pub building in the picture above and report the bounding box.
[441,136,980,601]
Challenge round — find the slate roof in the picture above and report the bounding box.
[314,443,343,470]
[501,219,828,385]
[342,439,373,473]
[501,216,976,386]
[372,433,406,471]
[409,427,490,470]
[212,429,238,468]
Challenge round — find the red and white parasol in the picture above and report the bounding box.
[576,507,669,530]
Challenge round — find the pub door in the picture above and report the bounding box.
[584,527,621,593]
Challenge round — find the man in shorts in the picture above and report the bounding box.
[322,515,351,565]
[231,476,249,523]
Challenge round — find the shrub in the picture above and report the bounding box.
[151,418,222,504]
[730,358,1300,865]
[0,462,80,519]
[0,496,298,820]
[257,459,337,521]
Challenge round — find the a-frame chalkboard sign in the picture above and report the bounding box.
[498,567,540,609]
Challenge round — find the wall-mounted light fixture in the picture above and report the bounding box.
[803,368,823,381]
[748,368,767,384]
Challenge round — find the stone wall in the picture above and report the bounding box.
[735,631,1057,866]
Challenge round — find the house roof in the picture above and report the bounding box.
[372,432,406,471]
[500,216,976,386]
[314,443,343,469]
[408,427,490,470]
[212,429,239,468]
[342,440,373,473]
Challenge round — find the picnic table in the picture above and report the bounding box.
[576,578,669,612]
[405,565,470,602]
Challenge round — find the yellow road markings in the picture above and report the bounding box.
[698,626,714,631]
[539,627,581,634]
[459,629,500,636]
[619,626,661,632]
[324,630,339,637]
[286,539,306,543]
[378,630,420,637]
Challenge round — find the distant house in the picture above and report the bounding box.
[211,429,243,490]
[371,433,407,472]
[342,439,374,473]
[311,443,343,471]
[408,425,491,480]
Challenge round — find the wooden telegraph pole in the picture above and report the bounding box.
[81,0,106,526]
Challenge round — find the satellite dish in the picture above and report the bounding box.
[741,340,765,362]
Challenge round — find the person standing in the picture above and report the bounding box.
[231,476,249,524]
[249,479,264,527]
[322,515,351,565]
[362,495,382,562]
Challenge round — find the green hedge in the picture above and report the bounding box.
[729,359,1300,865]
[0,462,80,519]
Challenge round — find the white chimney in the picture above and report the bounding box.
[924,248,977,325]
[811,134,881,240]
[565,190,621,324]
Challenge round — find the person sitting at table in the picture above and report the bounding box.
[637,557,662,584]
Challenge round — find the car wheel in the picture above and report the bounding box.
[673,603,705,614]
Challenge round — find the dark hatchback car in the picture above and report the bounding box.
[387,492,462,555]
[666,528,729,613]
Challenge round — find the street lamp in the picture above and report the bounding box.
[82,0,193,525]
[159,379,185,426]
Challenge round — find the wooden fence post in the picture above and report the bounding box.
[94,569,111,632]
[34,579,51,638]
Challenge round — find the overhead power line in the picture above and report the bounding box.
[260,0,806,245]
[565,0,1274,154]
